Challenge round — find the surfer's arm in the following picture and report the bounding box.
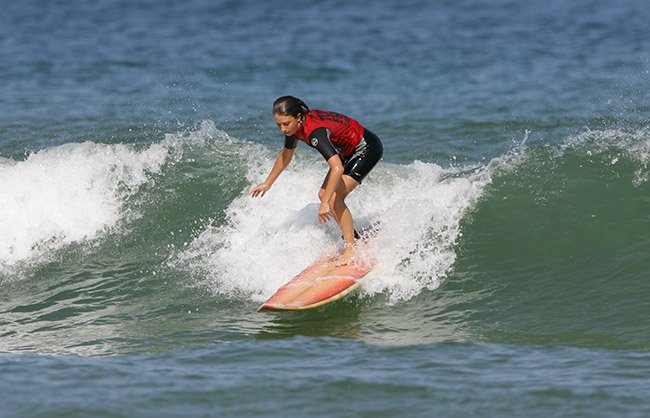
[309,128,337,161]
[249,146,295,197]
[308,128,343,223]
[318,154,344,224]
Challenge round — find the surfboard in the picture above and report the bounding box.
[258,249,376,311]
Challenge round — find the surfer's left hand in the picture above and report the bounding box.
[318,201,333,224]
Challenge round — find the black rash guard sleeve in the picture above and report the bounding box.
[309,127,338,161]
[284,135,298,149]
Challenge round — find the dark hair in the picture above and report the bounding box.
[273,96,310,117]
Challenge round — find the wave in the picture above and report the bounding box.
[3,122,650,352]
[0,141,166,270]
[562,127,650,186]
[0,120,234,276]
[4,123,649,308]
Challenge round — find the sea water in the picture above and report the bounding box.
[2,0,650,416]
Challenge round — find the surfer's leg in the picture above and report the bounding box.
[330,175,359,245]
[320,172,358,237]
[319,172,360,265]
[330,175,361,266]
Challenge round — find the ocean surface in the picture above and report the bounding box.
[2,0,650,416]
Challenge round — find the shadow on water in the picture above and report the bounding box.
[254,297,366,341]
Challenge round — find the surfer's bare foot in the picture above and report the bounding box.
[336,246,357,266]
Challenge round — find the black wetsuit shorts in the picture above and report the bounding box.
[342,128,383,184]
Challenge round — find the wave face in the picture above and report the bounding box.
[449,128,650,349]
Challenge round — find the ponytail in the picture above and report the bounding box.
[273,96,310,118]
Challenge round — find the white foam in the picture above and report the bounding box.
[359,161,491,302]
[179,141,520,303]
[0,141,169,269]
[177,150,336,300]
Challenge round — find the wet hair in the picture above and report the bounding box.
[273,96,310,117]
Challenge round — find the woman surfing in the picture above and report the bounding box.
[250,96,383,265]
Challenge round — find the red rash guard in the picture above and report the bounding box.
[292,110,365,157]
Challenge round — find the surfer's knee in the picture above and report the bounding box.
[331,194,347,214]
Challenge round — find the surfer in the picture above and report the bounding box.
[250,96,383,264]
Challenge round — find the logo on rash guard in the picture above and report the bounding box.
[310,137,319,147]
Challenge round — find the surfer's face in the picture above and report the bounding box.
[274,113,301,136]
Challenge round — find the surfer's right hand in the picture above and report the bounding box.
[249,182,271,197]
[318,201,334,224]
